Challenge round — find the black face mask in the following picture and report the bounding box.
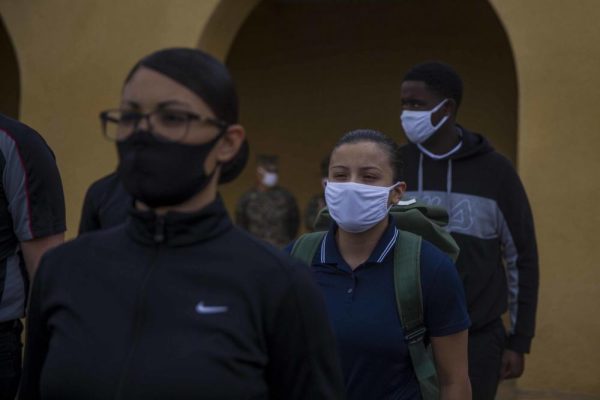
[117,130,223,208]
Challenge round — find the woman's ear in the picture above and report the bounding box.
[216,124,245,163]
[390,182,407,205]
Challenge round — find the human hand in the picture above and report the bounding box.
[501,349,525,379]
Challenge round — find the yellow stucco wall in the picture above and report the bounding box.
[0,0,222,235]
[490,1,600,395]
[0,0,599,396]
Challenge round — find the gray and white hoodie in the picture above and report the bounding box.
[400,127,539,353]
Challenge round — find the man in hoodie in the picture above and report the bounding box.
[398,61,539,400]
[235,154,299,247]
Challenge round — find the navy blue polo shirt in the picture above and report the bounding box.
[287,217,470,400]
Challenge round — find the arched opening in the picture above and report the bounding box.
[210,0,518,228]
[0,14,19,119]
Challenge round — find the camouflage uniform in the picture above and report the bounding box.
[303,194,326,232]
[235,186,300,247]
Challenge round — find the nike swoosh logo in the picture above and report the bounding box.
[195,302,228,314]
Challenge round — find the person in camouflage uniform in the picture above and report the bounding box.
[303,155,329,232]
[235,155,300,247]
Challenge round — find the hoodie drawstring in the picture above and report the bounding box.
[417,153,454,230]
[418,153,424,198]
[447,159,453,229]
[447,159,452,194]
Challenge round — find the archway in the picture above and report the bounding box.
[203,0,518,231]
[0,14,19,119]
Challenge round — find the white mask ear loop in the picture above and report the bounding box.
[431,99,449,130]
[387,182,401,210]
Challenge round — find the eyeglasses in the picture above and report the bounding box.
[99,108,227,142]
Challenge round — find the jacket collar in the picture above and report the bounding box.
[125,196,232,247]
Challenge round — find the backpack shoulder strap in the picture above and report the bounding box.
[290,231,327,265]
[394,230,440,400]
[394,230,423,331]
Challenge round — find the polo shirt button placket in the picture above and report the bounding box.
[346,274,357,298]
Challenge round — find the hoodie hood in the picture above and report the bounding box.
[410,125,494,200]
[449,126,494,161]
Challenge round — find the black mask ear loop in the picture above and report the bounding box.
[206,123,230,181]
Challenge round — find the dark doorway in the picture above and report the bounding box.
[223,0,517,225]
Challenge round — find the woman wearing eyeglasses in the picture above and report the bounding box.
[19,48,345,400]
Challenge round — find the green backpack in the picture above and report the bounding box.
[291,200,459,400]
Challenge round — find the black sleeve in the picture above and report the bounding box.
[78,183,101,235]
[265,262,345,400]
[19,255,51,399]
[1,121,65,241]
[497,165,539,353]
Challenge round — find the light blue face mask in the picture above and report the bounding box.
[325,181,399,233]
[401,99,449,144]
[261,171,278,187]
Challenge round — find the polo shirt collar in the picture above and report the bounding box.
[321,215,398,265]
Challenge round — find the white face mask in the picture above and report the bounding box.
[261,171,278,187]
[401,99,449,144]
[325,181,398,233]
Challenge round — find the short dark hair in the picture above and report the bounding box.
[332,129,403,182]
[125,48,238,124]
[257,154,278,167]
[403,61,463,107]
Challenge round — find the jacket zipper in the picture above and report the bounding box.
[114,215,166,399]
